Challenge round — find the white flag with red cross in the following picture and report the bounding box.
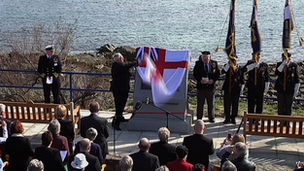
[136,47,189,107]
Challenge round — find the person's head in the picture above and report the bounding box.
[282,52,291,61]
[10,120,24,134]
[113,53,124,63]
[221,160,237,171]
[89,102,100,113]
[45,45,55,57]
[41,131,53,147]
[79,138,91,152]
[138,137,150,151]
[55,105,67,119]
[200,51,211,63]
[252,52,261,62]
[156,165,169,171]
[233,142,247,158]
[231,133,246,145]
[176,145,188,159]
[86,127,98,141]
[194,120,206,134]
[193,163,205,171]
[0,103,5,115]
[47,119,61,135]
[158,127,170,142]
[27,159,44,171]
[119,155,133,171]
[71,153,89,170]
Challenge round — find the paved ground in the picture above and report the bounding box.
[22,109,301,171]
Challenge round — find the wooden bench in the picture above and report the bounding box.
[0,101,81,134]
[243,111,304,140]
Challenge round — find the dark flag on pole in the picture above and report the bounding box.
[224,0,238,69]
[250,0,262,59]
[282,0,294,59]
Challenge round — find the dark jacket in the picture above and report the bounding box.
[35,147,65,171]
[193,59,220,90]
[222,66,245,95]
[111,62,137,92]
[149,141,176,165]
[243,60,270,91]
[80,114,109,157]
[57,118,75,154]
[130,150,160,171]
[182,134,215,170]
[74,141,104,164]
[275,61,299,94]
[232,157,256,171]
[38,54,62,77]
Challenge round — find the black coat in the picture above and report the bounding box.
[183,134,215,170]
[193,59,220,90]
[110,62,136,92]
[130,150,160,171]
[222,66,245,95]
[232,157,256,171]
[57,118,75,153]
[275,61,299,94]
[38,54,62,77]
[149,141,176,165]
[35,147,65,171]
[80,114,109,156]
[243,60,270,91]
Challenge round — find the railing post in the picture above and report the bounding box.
[70,73,73,102]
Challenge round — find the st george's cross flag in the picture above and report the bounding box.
[136,47,189,107]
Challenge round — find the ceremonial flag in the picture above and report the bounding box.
[136,47,189,107]
[224,0,238,69]
[250,0,262,58]
[282,0,295,52]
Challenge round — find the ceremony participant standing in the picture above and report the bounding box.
[80,102,109,159]
[110,53,137,130]
[193,51,220,122]
[149,127,176,165]
[243,53,270,114]
[182,120,214,171]
[38,45,62,104]
[130,138,160,171]
[275,53,300,120]
[222,60,245,124]
[232,142,256,171]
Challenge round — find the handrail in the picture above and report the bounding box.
[1,68,304,102]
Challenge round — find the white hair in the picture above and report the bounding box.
[119,155,133,171]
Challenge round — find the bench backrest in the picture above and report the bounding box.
[0,101,75,123]
[243,112,304,139]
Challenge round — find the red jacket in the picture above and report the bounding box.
[167,159,193,171]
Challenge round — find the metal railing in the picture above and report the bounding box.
[1,68,303,102]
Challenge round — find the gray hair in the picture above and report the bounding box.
[47,119,61,134]
[113,53,123,61]
[86,127,98,141]
[156,165,169,171]
[234,142,247,157]
[0,104,5,114]
[79,138,91,152]
[119,155,133,171]
[221,161,237,171]
[27,159,44,171]
[158,127,170,141]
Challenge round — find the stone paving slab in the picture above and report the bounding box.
[22,109,303,168]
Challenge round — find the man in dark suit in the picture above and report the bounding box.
[80,102,109,159]
[243,53,270,114]
[193,51,220,122]
[183,120,214,171]
[222,60,245,124]
[149,127,176,165]
[275,52,300,121]
[110,53,137,130]
[70,138,101,171]
[232,142,256,171]
[130,138,160,171]
[38,45,62,104]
